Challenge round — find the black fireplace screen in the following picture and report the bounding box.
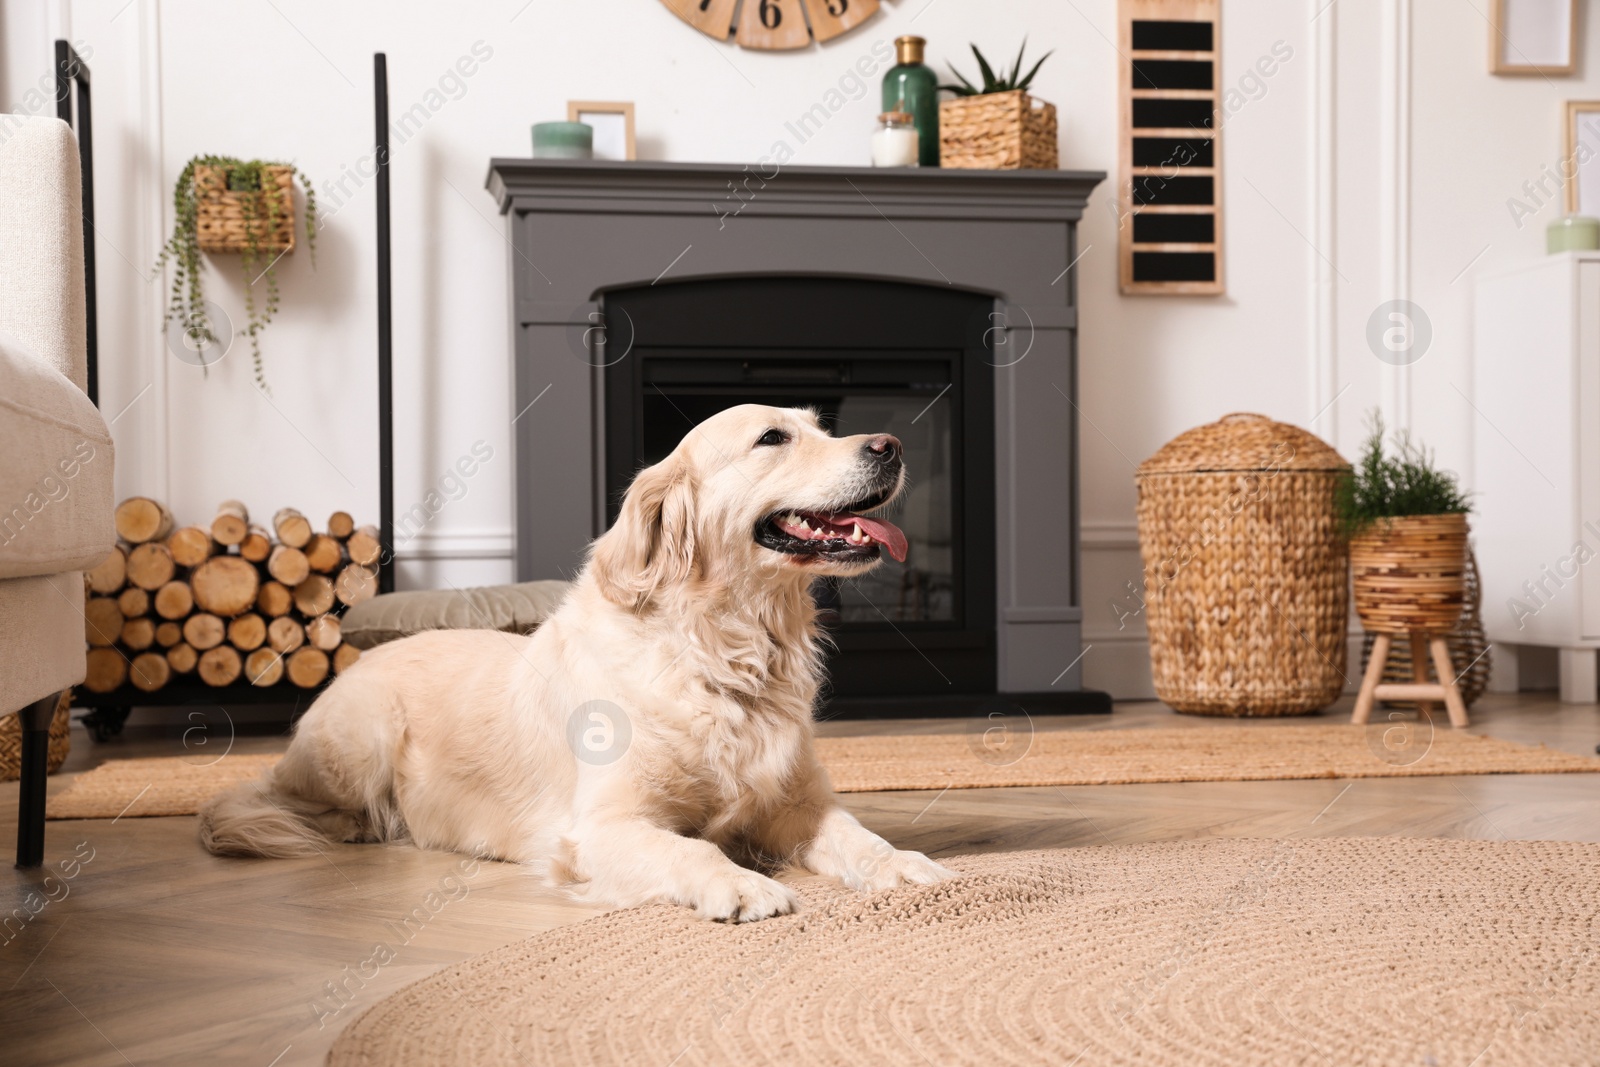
[604,277,996,698]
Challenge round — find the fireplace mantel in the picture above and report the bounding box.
[487,158,1105,702]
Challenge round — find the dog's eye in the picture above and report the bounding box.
[754,429,789,447]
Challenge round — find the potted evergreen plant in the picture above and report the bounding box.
[938,40,1057,170]
[1336,413,1473,635]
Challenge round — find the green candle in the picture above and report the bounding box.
[1548,215,1600,253]
[532,122,593,160]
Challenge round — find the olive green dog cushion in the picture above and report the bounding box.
[340,580,572,650]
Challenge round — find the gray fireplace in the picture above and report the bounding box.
[487,159,1105,713]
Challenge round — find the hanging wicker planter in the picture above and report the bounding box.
[1360,546,1490,708]
[1136,413,1352,717]
[1349,513,1468,635]
[194,163,297,254]
[939,90,1058,170]
[0,691,71,782]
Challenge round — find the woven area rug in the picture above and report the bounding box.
[44,725,1600,819]
[327,839,1600,1066]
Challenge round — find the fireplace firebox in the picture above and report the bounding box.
[604,277,996,698]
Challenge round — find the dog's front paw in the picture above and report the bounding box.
[847,847,956,892]
[692,868,800,923]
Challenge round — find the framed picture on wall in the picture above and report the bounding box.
[1566,102,1600,213]
[1491,0,1576,76]
[568,101,637,161]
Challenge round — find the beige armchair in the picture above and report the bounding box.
[0,115,116,867]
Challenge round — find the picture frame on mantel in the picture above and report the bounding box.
[1565,101,1600,213]
[1490,0,1576,76]
[568,101,636,161]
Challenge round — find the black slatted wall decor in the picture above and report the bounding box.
[1118,0,1224,295]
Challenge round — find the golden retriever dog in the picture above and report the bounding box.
[200,404,952,921]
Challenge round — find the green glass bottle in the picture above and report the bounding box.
[882,35,940,168]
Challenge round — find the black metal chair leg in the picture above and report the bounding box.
[15,693,60,868]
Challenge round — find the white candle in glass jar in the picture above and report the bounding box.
[872,112,921,167]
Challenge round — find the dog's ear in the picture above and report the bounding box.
[588,455,698,608]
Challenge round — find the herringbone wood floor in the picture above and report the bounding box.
[3,693,1598,1066]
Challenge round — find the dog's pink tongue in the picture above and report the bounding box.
[845,515,908,563]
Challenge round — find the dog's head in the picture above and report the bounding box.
[588,404,907,608]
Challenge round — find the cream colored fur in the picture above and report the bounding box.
[199,405,952,921]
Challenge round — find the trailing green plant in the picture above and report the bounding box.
[941,38,1053,97]
[154,155,317,392]
[1334,411,1472,537]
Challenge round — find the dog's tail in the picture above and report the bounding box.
[198,776,357,858]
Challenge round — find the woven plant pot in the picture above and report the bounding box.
[1350,513,1468,635]
[195,164,297,254]
[1360,546,1490,708]
[1136,413,1351,717]
[0,691,71,782]
[938,90,1058,170]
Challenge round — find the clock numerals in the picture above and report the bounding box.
[737,0,809,48]
[699,0,713,8]
[663,0,738,40]
[759,0,782,28]
[799,0,877,42]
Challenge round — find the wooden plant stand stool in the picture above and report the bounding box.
[1352,631,1469,728]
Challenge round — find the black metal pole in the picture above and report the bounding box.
[375,54,395,594]
[55,40,97,408]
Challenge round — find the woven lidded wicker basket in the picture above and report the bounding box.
[1136,413,1352,716]
[195,164,297,254]
[0,692,71,782]
[939,89,1058,170]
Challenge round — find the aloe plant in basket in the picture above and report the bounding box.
[155,156,318,392]
[937,40,1058,170]
[1336,413,1474,634]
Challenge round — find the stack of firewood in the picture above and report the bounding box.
[81,498,380,693]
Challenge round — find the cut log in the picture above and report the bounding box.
[273,507,313,548]
[183,612,226,651]
[153,579,194,620]
[120,616,157,651]
[84,647,128,692]
[86,545,127,594]
[166,526,215,567]
[293,574,335,617]
[286,646,330,689]
[117,586,150,618]
[327,510,355,539]
[129,651,170,692]
[303,534,345,574]
[239,524,273,563]
[306,614,342,651]
[190,556,260,617]
[333,643,362,674]
[346,525,382,568]
[114,496,174,544]
[334,563,378,607]
[228,612,267,651]
[155,621,184,648]
[245,648,285,687]
[85,597,123,646]
[266,544,310,587]
[267,616,305,654]
[257,580,293,618]
[211,500,250,546]
[126,542,176,590]
[166,642,199,674]
[198,645,243,687]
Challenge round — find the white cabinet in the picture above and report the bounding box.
[1474,252,1600,701]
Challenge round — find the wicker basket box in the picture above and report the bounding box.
[938,90,1058,170]
[0,692,71,782]
[195,164,297,254]
[1136,413,1352,717]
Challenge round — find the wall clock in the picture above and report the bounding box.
[660,0,880,50]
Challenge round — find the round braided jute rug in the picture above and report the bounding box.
[328,839,1600,1067]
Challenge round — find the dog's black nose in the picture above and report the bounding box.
[865,435,902,464]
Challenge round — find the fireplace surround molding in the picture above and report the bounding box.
[487,158,1105,700]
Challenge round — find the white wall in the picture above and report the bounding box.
[0,0,1581,697]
